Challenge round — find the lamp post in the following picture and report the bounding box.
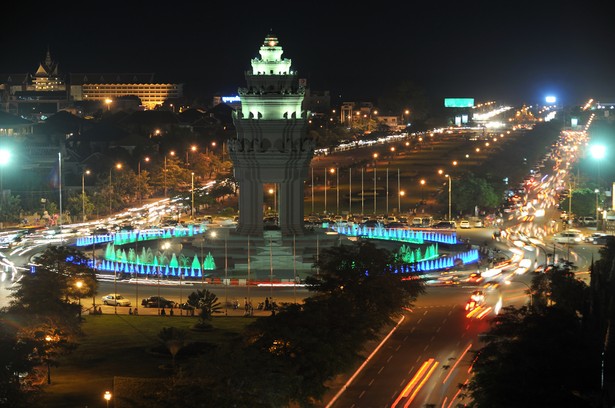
[439,169,452,220]
[109,163,122,215]
[138,157,150,206]
[45,335,52,384]
[420,179,426,203]
[75,280,83,318]
[104,391,112,408]
[0,148,10,225]
[81,170,90,222]
[595,189,600,230]
[164,151,175,198]
[191,172,195,220]
[104,98,112,111]
[186,145,197,165]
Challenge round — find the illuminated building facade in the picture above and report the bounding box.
[229,34,315,236]
[69,73,183,110]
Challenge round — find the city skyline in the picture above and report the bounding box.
[2,1,614,106]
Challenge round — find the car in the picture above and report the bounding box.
[473,219,484,228]
[141,296,176,308]
[101,294,131,307]
[459,220,471,229]
[593,235,615,245]
[432,221,456,229]
[467,273,483,284]
[552,230,584,244]
[178,302,196,311]
[385,222,406,229]
[585,232,608,243]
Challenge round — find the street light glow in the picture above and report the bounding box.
[590,144,606,160]
[0,149,10,165]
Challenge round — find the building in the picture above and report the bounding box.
[69,73,183,110]
[0,49,70,120]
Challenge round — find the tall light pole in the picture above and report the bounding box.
[324,168,327,214]
[335,167,339,215]
[191,172,195,220]
[420,179,426,203]
[82,170,90,222]
[0,148,10,226]
[58,152,63,226]
[438,169,452,220]
[595,189,600,230]
[104,391,112,408]
[186,144,197,165]
[164,150,175,198]
[75,280,83,318]
[138,156,150,206]
[109,163,122,215]
[45,335,52,384]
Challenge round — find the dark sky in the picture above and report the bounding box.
[3,1,614,106]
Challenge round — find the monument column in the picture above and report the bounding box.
[229,33,314,237]
[279,178,305,236]
[236,178,264,235]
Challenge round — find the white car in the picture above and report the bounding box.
[459,220,471,229]
[101,294,131,307]
[552,230,584,244]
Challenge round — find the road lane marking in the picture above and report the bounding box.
[442,343,473,384]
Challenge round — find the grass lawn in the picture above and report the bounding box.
[40,314,255,407]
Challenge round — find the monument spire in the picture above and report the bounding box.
[228,34,315,236]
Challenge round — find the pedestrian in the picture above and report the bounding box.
[97,306,102,314]
[169,308,174,317]
[134,307,138,316]
[264,297,270,310]
[160,306,166,316]
[128,307,133,315]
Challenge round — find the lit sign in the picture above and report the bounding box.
[222,96,241,104]
[444,98,474,108]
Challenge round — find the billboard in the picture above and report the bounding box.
[444,98,474,108]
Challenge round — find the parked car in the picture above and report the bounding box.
[141,296,176,308]
[101,294,131,307]
[432,221,457,229]
[459,220,471,229]
[472,219,484,228]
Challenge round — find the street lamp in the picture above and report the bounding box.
[45,335,52,384]
[109,163,122,215]
[138,157,150,205]
[104,391,112,408]
[590,144,606,186]
[191,172,195,220]
[164,151,176,198]
[104,98,112,111]
[268,187,276,215]
[75,280,83,318]
[595,189,600,230]
[0,148,9,226]
[82,170,90,222]
[186,145,197,165]
[420,179,426,203]
[438,169,452,220]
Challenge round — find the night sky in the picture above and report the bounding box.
[3,0,614,106]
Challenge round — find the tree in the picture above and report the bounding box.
[0,194,23,223]
[186,289,222,328]
[8,245,97,337]
[443,172,500,215]
[158,327,188,371]
[468,306,598,407]
[306,240,424,337]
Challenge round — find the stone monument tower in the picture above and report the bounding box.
[229,34,314,236]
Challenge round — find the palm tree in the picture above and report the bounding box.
[157,327,188,371]
[186,289,222,329]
